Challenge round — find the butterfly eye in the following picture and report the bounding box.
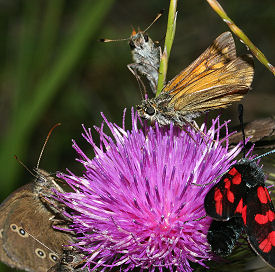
[144,34,149,42]
[129,40,135,50]
[145,106,155,116]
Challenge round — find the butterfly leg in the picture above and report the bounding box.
[39,194,72,223]
[127,63,148,97]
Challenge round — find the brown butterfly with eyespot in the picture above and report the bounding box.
[0,124,74,272]
[48,249,89,272]
[137,32,254,127]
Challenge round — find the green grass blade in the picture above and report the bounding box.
[206,0,275,76]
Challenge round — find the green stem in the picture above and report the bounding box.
[156,0,178,96]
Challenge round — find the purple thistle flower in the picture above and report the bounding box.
[57,110,244,272]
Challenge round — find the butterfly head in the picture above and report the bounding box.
[129,31,149,49]
[129,32,159,62]
[137,96,187,127]
[32,168,62,199]
[137,99,157,123]
[33,168,52,184]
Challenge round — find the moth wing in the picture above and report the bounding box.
[246,186,275,268]
[204,164,248,220]
[171,54,254,113]
[162,31,237,95]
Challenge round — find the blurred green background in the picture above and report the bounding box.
[0,0,274,271]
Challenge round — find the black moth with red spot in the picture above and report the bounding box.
[204,159,275,268]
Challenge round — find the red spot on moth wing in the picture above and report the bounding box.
[268,210,275,222]
[255,213,269,225]
[259,231,275,253]
[232,172,241,185]
[224,178,231,189]
[257,187,269,204]
[227,166,241,184]
[224,179,235,203]
[255,211,275,225]
[228,167,238,176]
[214,188,223,216]
[242,205,247,225]
[235,198,244,215]
[227,190,234,203]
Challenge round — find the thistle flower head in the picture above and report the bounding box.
[57,110,244,272]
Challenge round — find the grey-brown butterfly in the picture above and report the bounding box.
[0,124,73,272]
[127,27,161,94]
[101,10,163,94]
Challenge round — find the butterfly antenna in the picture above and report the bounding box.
[238,104,246,158]
[36,123,61,169]
[100,9,164,43]
[14,155,36,178]
[252,149,275,162]
[143,9,165,33]
[99,37,129,43]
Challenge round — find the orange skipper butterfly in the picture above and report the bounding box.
[137,32,254,126]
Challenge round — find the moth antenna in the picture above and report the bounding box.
[237,104,246,159]
[143,9,165,33]
[36,123,61,169]
[14,155,36,178]
[252,149,275,162]
[183,215,206,224]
